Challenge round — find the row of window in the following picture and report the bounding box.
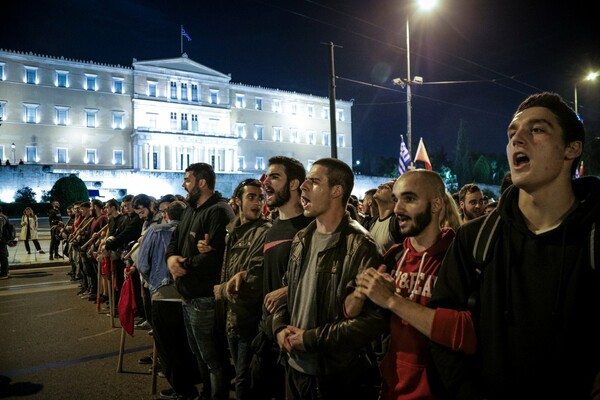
[0,63,126,94]
[0,146,124,165]
[235,123,345,146]
[234,93,345,121]
[0,102,125,129]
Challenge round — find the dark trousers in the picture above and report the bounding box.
[285,365,380,400]
[152,300,201,398]
[0,242,8,276]
[49,226,61,256]
[23,239,42,253]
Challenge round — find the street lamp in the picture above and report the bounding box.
[392,0,437,158]
[574,71,599,116]
[11,142,16,164]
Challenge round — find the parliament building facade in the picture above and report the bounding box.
[0,48,352,197]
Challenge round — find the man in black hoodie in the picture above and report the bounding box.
[428,92,600,399]
[166,162,235,400]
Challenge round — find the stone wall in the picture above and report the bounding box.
[0,164,391,202]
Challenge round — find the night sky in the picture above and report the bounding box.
[2,0,599,167]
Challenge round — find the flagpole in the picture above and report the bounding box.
[181,24,183,54]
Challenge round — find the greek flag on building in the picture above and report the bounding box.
[398,135,412,176]
[181,26,192,42]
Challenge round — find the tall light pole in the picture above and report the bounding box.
[11,142,16,164]
[393,0,437,158]
[574,71,599,116]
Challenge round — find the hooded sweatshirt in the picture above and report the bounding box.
[380,227,455,400]
[428,177,600,400]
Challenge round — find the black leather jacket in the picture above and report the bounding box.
[272,213,389,376]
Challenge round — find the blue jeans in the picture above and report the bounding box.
[182,297,229,400]
[227,333,253,400]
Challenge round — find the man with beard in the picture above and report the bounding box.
[345,169,467,399]
[458,183,484,223]
[166,162,235,400]
[273,158,388,399]
[251,156,313,400]
[215,179,271,400]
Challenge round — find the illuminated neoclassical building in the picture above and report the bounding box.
[0,48,353,177]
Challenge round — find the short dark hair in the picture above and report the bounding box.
[80,201,91,208]
[459,183,482,203]
[514,92,585,177]
[167,200,186,221]
[233,178,263,200]
[268,156,306,195]
[313,158,354,206]
[105,199,119,209]
[132,194,153,210]
[186,163,216,191]
[91,199,103,209]
[122,194,134,203]
[158,194,176,204]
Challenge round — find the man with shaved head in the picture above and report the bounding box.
[346,169,464,399]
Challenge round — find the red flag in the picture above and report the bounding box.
[579,161,584,178]
[118,268,137,336]
[259,173,269,215]
[415,137,432,170]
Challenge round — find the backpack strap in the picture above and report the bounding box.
[472,209,502,274]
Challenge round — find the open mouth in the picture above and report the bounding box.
[301,196,311,209]
[514,152,530,168]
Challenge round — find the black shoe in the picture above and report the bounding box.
[27,251,31,254]
[38,250,45,254]
[54,254,64,259]
[88,295,97,302]
[49,256,54,260]
[159,388,178,399]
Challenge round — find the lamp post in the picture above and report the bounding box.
[392,0,437,158]
[11,142,16,164]
[574,71,599,116]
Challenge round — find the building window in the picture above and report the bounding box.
[255,125,264,140]
[255,97,263,110]
[0,146,3,162]
[0,63,4,81]
[191,84,198,101]
[237,156,245,171]
[85,110,98,128]
[273,127,282,142]
[210,89,219,104]
[86,149,97,164]
[291,103,297,115]
[235,94,245,108]
[24,104,39,124]
[307,131,315,145]
[181,83,188,101]
[170,112,177,130]
[170,82,177,99]
[57,71,68,88]
[114,150,124,165]
[113,111,124,129]
[236,123,246,138]
[337,109,345,121]
[191,114,198,131]
[337,134,345,147]
[0,101,6,121]
[25,67,37,84]
[181,113,188,130]
[307,104,314,117]
[57,148,68,164]
[290,128,299,143]
[323,106,329,119]
[55,106,69,126]
[153,151,159,170]
[85,74,97,91]
[273,99,282,113]
[26,146,38,163]
[323,132,330,146]
[256,157,265,171]
[113,77,124,94]
[148,81,157,97]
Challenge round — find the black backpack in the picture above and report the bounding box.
[1,216,17,246]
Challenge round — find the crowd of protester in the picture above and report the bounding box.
[4,92,598,400]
